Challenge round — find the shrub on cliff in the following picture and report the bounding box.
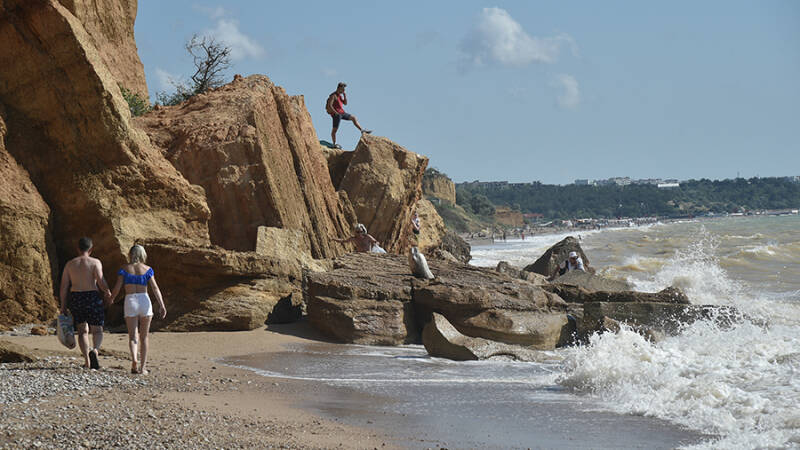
[120,86,151,116]
[156,34,232,106]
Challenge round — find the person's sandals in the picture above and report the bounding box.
[89,349,100,370]
[362,129,372,134]
[333,144,342,149]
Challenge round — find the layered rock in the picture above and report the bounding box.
[545,270,633,298]
[422,169,456,204]
[306,253,571,350]
[523,236,592,276]
[0,109,58,327]
[438,230,471,264]
[413,198,446,254]
[135,75,354,257]
[338,135,428,254]
[422,313,548,362]
[495,261,548,285]
[0,0,211,273]
[306,253,416,345]
[494,207,524,227]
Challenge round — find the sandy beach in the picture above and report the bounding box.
[0,323,397,449]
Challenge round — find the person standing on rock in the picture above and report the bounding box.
[334,223,384,253]
[58,237,112,370]
[109,244,166,375]
[326,82,371,149]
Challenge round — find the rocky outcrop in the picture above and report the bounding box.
[438,230,471,264]
[0,339,37,363]
[422,313,548,362]
[414,199,446,254]
[0,0,211,271]
[581,302,740,339]
[320,146,353,190]
[338,135,428,254]
[422,170,456,204]
[495,261,548,285]
[55,0,148,97]
[546,270,633,296]
[306,253,571,350]
[306,253,416,345]
[545,283,689,305]
[135,75,354,257]
[0,110,58,327]
[523,236,592,276]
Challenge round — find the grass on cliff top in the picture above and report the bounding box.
[428,197,494,233]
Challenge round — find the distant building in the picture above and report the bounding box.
[657,182,680,189]
[574,179,590,185]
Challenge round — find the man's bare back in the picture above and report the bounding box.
[64,255,105,292]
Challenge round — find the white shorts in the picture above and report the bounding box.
[124,293,153,317]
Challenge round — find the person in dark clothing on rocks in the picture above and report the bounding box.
[326,82,371,149]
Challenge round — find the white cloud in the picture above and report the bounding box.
[460,8,575,68]
[206,19,264,61]
[154,68,179,91]
[554,74,580,109]
[193,4,227,19]
[322,68,338,77]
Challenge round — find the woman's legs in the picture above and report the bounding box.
[138,316,153,374]
[125,316,139,373]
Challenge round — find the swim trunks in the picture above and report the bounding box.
[68,291,105,326]
[124,293,153,318]
[332,112,352,128]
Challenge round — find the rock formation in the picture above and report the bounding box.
[338,135,428,254]
[422,313,548,362]
[306,253,571,350]
[495,261,548,285]
[0,109,58,328]
[438,230,471,264]
[523,236,593,276]
[135,75,354,257]
[422,169,456,204]
[494,207,524,227]
[413,199,446,254]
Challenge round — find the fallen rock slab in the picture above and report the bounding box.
[545,284,689,305]
[422,313,549,362]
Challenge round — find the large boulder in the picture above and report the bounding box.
[414,198,447,254]
[438,230,471,264]
[496,261,548,285]
[338,135,428,254]
[0,109,58,328]
[545,284,689,305]
[523,236,592,276]
[135,75,354,257]
[421,169,456,204]
[320,146,353,190]
[413,261,570,349]
[422,313,548,362]
[306,253,417,345]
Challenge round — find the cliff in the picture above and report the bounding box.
[0,0,445,330]
[422,170,456,204]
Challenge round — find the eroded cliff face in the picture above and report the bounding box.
[134,75,354,258]
[0,109,58,329]
[422,171,456,204]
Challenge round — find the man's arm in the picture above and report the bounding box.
[341,92,347,105]
[59,264,71,314]
[93,261,112,299]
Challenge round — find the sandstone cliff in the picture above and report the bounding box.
[135,75,354,258]
[422,169,456,204]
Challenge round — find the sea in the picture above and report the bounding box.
[224,215,800,449]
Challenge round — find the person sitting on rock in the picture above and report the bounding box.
[109,244,166,375]
[326,82,371,149]
[334,223,384,253]
[550,251,585,280]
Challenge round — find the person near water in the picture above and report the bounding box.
[109,245,166,375]
[549,251,586,280]
[334,223,383,253]
[58,237,112,369]
[326,82,371,149]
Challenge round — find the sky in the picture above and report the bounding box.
[134,1,800,185]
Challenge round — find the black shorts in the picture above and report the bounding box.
[68,291,105,326]
[332,112,352,128]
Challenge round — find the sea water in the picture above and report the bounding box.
[226,215,800,449]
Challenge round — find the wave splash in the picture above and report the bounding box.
[557,230,800,448]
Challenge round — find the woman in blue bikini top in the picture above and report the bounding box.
[109,245,166,375]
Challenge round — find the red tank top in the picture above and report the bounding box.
[333,94,345,114]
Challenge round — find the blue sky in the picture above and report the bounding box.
[134,1,799,185]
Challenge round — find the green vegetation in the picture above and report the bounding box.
[428,199,493,233]
[456,177,800,220]
[120,86,151,116]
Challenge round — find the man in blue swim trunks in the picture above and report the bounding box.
[59,237,112,369]
[326,82,371,149]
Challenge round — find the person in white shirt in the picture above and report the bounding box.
[550,251,585,279]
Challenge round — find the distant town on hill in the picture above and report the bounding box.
[424,169,800,229]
